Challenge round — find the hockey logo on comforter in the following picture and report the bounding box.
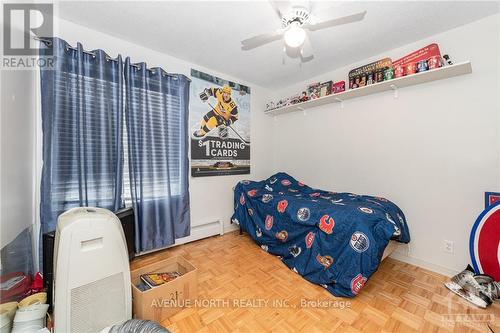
[231,172,410,297]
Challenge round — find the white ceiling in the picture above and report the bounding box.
[57,1,500,89]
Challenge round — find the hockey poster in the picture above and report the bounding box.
[190,69,251,177]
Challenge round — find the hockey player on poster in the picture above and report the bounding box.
[192,84,238,138]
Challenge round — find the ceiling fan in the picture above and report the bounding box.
[241,1,367,64]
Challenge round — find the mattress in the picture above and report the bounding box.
[382,240,398,261]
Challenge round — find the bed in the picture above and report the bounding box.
[231,172,410,297]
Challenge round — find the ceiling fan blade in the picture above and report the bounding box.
[300,34,314,63]
[302,34,313,55]
[241,30,284,50]
[269,0,285,20]
[304,10,366,31]
[307,0,315,15]
[301,54,314,63]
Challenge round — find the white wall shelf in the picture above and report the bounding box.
[265,61,472,116]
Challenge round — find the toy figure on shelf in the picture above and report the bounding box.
[394,65,404,78]
[266,101,276,111]
[290,95,301,105]
[300,91,309,102]
[384,67,394,80]
[319,81,332,97]
[443,54,453,65]
[332,81,345,94]
[366,73,373,85]
[307,82,321,99]
[416,60,429,73]
[428,55,442,69]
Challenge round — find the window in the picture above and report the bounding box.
[47,70,122,209]
[125,78,185,201]
[40,38,191,253]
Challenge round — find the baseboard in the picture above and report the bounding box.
[389,251,460,277]
[174,220,224,246]
[136,219,225,256]
[224,223,239,233]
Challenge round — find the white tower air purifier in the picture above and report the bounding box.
[53,207,132,333]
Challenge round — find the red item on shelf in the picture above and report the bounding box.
[332,81,345,94]
[405,62,417,75]
[428,55,441,69]
[394,65,404,78]
[393,43,442,76]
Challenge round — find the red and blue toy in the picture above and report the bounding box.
[469,201,500,281]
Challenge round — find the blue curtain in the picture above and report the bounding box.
[39,38,124,236]
[124,59,190,253]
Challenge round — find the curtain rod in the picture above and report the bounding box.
[33,36,188,80]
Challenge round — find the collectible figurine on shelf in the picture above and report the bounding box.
[416,60,429,73]
[352,77,360,89]
[383,67,394,80]
[443,54,453,65]
[332,81,345,94]
[428,55,442,69]
[406,62,417,75]
[307,82,321,100]
[290,95,301,105]
[366,73,373,85]
[394,65,404,78]
[319,81,332,97]
[300,91,309,102]
[266,101,276,111]
[359,75,367,87]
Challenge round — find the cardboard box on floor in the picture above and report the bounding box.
[130,256,197,322]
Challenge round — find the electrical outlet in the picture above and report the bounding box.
[444,240,454,254]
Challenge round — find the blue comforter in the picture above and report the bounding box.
[231,172,410,297]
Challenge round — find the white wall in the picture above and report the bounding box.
[0,70,36,247]
[51,17,274,233]
[0,16,37,262]
[270,14,500,275]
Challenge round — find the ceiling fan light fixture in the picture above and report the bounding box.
[284,22,306,48]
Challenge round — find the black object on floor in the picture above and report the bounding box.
[108,319,170,333]
[42,230,55,311]
[115,207,136,260]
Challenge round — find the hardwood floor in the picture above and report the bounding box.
[131,231,499,332]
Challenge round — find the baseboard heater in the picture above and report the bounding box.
[136,219,225,256]
[173,220,225,246]
[115,207,225,256]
